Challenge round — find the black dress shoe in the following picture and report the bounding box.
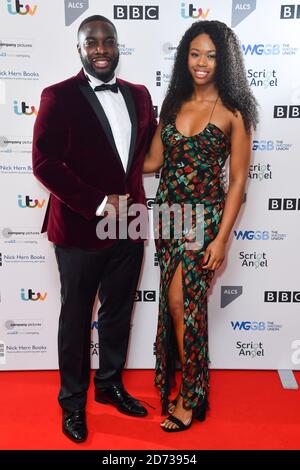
[95,384,148,417]
[62,408,87,443]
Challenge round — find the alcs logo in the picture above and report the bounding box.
[14,101,38,116]
[20,288,47,301]
[7,0,37,15]
[18,195,46,208]
[180,3,209,19]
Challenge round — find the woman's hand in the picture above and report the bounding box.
[202,238,226,270]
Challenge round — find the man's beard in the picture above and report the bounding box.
[80,52,119,82]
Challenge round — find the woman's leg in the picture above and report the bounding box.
[161,261,192,430]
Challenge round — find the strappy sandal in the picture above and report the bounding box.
[167,398,177,414]
[161,414,192,433]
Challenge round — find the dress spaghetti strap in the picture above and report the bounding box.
[208,95,219,124]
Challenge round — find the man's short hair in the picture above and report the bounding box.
[77,15,116,39]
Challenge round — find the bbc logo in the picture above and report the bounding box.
[156,71,161,87]
[274,105,300,118]
[268,198,300,210]
[135,290,156,301]
[280,4,300,18]
[264,291,300,302]
[113,5,159,20]
[146,198,155,210]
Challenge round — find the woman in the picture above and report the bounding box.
[144,20,258,432]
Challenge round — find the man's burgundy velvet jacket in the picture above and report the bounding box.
[32,69,157,249]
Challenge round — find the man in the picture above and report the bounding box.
[32,15,157,443]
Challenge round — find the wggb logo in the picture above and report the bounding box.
[113,5,159,20]
[252,140,292,151]
[231,321,266,331]
[242,44,281,55]
[234,230,287,241]
[234,230,269,240]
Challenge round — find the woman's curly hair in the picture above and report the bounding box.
[160,20,258,132]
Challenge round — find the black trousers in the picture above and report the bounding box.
[54,240,144,411]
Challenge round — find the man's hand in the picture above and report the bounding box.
[104,194,133,219]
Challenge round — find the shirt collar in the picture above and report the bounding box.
[85,72,117,88]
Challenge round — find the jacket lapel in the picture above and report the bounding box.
[117,80,137,177]
[77,75,125,173]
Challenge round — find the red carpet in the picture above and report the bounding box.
[0,369,299,450]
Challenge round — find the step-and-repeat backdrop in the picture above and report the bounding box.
[0,0,299,370]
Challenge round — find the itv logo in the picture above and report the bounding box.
[180,3,209,19]
[7,0,37,15]
[20,288,47,301]
[14,100,38,116]
[18,195,45,208]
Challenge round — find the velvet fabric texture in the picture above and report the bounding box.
[32,69,157,249]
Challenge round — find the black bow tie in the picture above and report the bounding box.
[94,83,118,93]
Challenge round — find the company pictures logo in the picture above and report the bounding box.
[114,5,159,20]
[14,100,38,116]
[180,3,209,19]
[7,0,37,15]
[18,195,45,208]
[20,288,47,301]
